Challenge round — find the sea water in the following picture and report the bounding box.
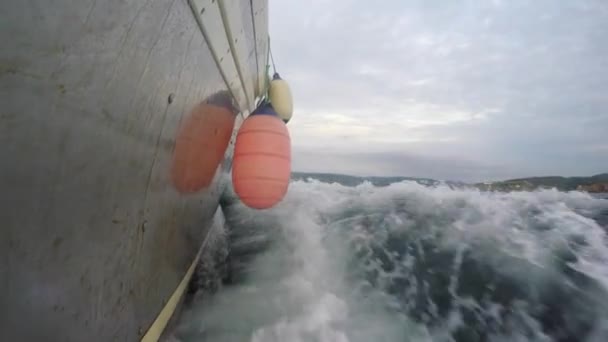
[173,177,608,342]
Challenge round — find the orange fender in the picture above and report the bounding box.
[171,102,235,193]
[232,114,291,209]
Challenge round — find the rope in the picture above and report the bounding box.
[257,36,278,107]
[257,37,273,105]
[268,37,277,75]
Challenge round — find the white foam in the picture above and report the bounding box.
[176,179,608,342]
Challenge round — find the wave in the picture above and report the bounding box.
[174,179,608,342]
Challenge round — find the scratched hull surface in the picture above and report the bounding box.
[0,0,267,341]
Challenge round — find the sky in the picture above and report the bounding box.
[268,0,608,182]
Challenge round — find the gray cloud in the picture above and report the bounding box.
[270,0,608,182]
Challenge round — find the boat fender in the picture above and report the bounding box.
[232,105,291,209]
[171,94,236,193]
[269,72,293,123]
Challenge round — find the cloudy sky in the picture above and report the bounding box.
[269,0,608,182]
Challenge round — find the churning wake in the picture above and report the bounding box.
[173,178,608,342]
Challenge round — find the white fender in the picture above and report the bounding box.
[269,73,293,123]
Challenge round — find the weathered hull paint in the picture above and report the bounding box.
[0,0,267,340]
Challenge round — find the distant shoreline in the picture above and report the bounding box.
[474,174,608,193]
[292,171,608,193]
